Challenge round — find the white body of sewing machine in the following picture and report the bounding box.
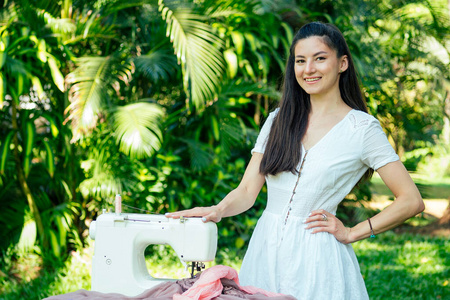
[89,204,218,296]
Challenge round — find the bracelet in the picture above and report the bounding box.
[367,218,376,238]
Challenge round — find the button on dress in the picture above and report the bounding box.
[239,109,399,300]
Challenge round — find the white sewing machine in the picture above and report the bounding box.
[89,196,218,296]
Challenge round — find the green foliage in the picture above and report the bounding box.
[1,0,450,288]
[349,0,450,155]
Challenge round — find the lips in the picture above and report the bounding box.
[304,77,321,82]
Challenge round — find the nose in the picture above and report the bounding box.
[305,60,316,74]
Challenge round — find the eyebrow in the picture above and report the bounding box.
[295,50,328,58]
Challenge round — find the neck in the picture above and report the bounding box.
[309,94,346,117]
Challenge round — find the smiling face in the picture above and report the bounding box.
[294,36,348,99]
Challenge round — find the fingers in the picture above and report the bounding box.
[303,209,332,226]
[165,207,204,219]
[309,209,330,219]
[304,220,330,231]
[165,206,221,223]
[303,210,350,243]
[304,209,336,233]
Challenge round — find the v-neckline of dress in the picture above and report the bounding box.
[302,109,354,153]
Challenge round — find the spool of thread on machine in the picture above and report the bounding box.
[115,194,122,214]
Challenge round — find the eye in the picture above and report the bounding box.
[316,56,326,61]
[296,59,305,64]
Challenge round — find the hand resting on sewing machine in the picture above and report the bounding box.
[166,206,222,222]
[166,153,266,223]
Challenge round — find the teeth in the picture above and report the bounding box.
[305,78,320,82]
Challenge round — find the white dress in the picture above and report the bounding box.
[239,109,399,300]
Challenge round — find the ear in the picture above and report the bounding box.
[340,55,349,73]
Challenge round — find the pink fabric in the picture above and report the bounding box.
[173,265,285,300]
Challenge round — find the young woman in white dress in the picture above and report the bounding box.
[166,22,424,299]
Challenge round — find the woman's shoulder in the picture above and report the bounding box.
[347,109,379,130]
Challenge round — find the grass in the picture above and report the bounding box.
[357,232,449,300]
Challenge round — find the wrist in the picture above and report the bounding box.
[345,227,356,244]
[213,204,225,219]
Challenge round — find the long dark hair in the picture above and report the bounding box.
[260,22,372,180]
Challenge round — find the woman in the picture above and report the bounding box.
[166,22,424,299]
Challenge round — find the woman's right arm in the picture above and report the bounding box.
[165,152,266,223]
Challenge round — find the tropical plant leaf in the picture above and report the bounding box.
[42,139,55,178]
[47,55,65,92]
[133,49,178,83]
[113,102,165,159]
[79,174,123,199]
[159,0,225,110]
[23,120,35,178]
[0,131,14,175]
[218,79,281,100]
[223,49,238,79]
[65,56,114,141]
[42,113,60,138]
[179,137,215,171]
[0,33,8,70]
[0,71,4,109]
[37,9,76,37]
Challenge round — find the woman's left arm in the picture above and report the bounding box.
[306,160,425,244]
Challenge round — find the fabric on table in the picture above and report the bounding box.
[43,282,181,300]
[242,109,399,300]
[174,265,288,300]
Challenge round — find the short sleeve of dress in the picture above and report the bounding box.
[251,109,278,154]
[361,117,399,170]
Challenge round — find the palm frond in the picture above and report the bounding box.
[219,119,250,155]
[64,8,117,45]
[79,174,123,199]
[179,137,215,171]
[38,10,77,38]
[133,49,178,83]
[113,102,165,159]
[64,56,128,141]
[159,1,225,111]
[65,57,111,140]
[79,140,124,199]
[218,79,281,100]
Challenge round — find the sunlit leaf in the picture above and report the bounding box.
[114,102,165,159]
[231,31,245,55]
[42,113,59,138]
[47,55,65,92]
[224,49,238,79]
[65,56,113,141]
